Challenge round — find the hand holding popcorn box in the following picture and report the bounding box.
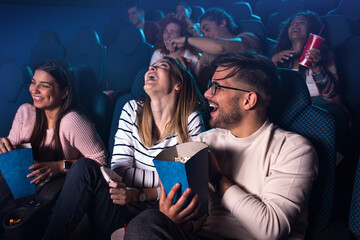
[153,142,208,218]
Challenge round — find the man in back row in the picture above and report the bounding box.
[124,51,318,239]
[126,0,160,46]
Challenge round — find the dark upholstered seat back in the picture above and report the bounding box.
[108,66,148,156]
[349,155,360,238]
[0,63,33,137]
[269,68,336,239]
[104,26,153,98]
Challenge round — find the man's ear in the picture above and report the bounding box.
[243,92,257,110]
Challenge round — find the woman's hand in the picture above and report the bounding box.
[271,50,294,66]
[306,48,322,72]
[0,137,15,154]
[27,161,63,185]
[159,182,200,224]
[109,181,137,206]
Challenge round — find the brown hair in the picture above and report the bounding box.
[138,57,203,147]
[155,13,199,57]
[30,60,78,161]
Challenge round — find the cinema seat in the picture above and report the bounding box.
[108,66,147,157]
[66,26,106,85]
[0,63,33,137]
[269,68,336,239]
[29,30,65,69]
[104,26,153,99]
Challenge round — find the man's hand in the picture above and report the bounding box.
[168,37,186,53]
[159,182,200,224]
[0,137,15,154]
[27,161,63,185]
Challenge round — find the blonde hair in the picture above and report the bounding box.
[138,57,203,147]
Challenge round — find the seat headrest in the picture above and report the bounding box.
[0,63,32,103]
[145,8,165,22]
[131,66,147,98]
[73,26,101,54]
[268,68,311,128]
[278,0,305,19]
[230,2,261,21]
[238,19,267,39]
[116,26,146,55]
[320,15,352,48]
[37,31,61,53]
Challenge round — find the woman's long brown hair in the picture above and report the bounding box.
[138,57,204,147]
[30,60,77,162]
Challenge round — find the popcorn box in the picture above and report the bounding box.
[153,142,208,218]
[0,144,36,199]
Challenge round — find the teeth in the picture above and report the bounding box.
[209,103,216,107]
[34,97,43,100]
[147,73,158,80]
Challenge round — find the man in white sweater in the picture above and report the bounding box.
[124,51,318,240]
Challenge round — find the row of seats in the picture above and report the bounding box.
[29,26,153,98]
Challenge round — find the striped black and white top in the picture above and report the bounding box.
[111,100,204,189]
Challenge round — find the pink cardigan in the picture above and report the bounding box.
[7,103,108,165]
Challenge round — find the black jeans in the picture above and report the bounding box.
[124,209,200,240]
[42,158,130,240]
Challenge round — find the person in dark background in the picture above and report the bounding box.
[272,11,351,164]
[126,0,160,46]
[175,1,192,19]
[168,8,262,93]
[150,13,201,75]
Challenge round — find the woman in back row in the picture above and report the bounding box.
[150,13,201,75]
[272,11,351,160]
[43,57,205,239]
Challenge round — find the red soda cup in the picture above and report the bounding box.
[299,34,325,67]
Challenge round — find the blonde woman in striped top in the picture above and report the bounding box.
[43,57,204,239]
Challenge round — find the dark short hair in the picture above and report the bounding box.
[176,1,192,12]
[126,0,143,11]
[199,8,238,35]
[212,51,277,108]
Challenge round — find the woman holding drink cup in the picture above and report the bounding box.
[272,11,351,161]
[272,11,342,104]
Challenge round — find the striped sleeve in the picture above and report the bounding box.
[188,111,205,137]
[111,107,204,189]
[111,101,138,179]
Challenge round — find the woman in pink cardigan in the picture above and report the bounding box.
[0,60,107,197]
